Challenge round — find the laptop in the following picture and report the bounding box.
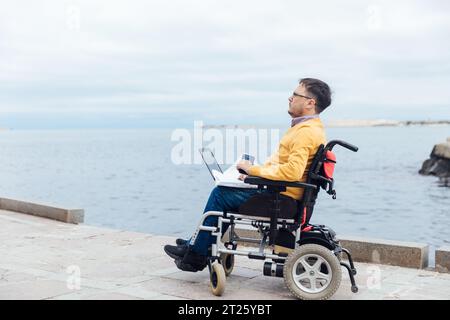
[199,148,223,181]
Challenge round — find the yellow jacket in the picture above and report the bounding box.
[247,118,326,200]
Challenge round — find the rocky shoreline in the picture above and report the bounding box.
[419,137,450,187]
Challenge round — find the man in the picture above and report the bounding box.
[164,78,331,270]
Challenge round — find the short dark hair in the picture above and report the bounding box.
[299,78,332,113]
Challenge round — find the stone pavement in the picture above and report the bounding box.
[1,209,449,300]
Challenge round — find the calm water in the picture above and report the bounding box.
[0,126,449,259]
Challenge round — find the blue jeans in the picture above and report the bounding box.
[190,186,268,256]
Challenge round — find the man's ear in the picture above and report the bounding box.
[306,99,316,110]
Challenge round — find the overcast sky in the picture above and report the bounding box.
[1,0,449,128]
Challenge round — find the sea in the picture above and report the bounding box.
[0,125,449,263]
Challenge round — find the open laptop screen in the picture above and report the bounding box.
[199,148,223,180]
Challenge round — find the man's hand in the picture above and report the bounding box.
[236,160,252,174]
[238,174,247,181]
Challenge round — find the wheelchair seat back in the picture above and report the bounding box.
[237,140,357,228]
[300,140,358,227]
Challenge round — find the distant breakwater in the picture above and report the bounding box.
[202,120,450,129]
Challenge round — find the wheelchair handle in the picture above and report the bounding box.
[326,140,358,152]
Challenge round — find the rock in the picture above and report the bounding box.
[419,138,450,179]
[419,158,450,176]
[433,142,450,159]
[439,177,450,187]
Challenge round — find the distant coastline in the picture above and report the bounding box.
[1,120,449,131]
[325,119,450,128]
[202,120,450,129]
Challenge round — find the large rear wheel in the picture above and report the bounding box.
[283,244,342,300]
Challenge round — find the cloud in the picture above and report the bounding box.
[1,0,449,125]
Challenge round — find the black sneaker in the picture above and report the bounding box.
[174,259,202,272]
[182,251,207,270]
[176,238,189,246]
[164,244,188,259]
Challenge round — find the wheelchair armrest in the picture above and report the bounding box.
[244,176,317,190]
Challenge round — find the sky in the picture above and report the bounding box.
[1,0,450,128]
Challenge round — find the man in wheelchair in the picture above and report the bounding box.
[164,78,359,299]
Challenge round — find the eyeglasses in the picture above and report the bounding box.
[292,92,314,99]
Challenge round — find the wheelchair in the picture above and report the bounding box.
[181,140,359,300]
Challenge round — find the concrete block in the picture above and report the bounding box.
[338,235,429,269]
[226,226,429,269]
[435,246,450,273]
[0,198,84,224]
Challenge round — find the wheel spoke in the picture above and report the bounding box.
[294,273,309,282]
[309,277,317,290]
[312,257,324,272]
[317,272,331,283]
[299,257,311,271]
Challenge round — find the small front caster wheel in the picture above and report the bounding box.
[351,285,359,293]
[220,253,235,277]
[210,262,226,296]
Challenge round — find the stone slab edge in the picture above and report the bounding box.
[0,197,84,224]
[435,246,450,273]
